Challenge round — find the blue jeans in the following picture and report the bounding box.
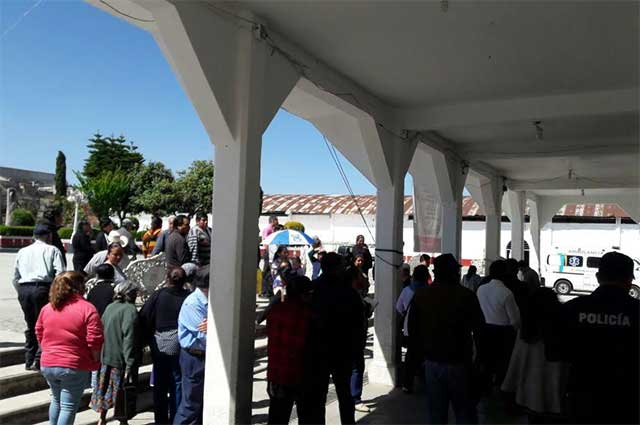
[151,347,182,424]
[41,367,90,425]
[174,349,205,425]
[423,360,477,424]
[350,352,365,404]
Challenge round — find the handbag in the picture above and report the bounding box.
[114,382,137,421]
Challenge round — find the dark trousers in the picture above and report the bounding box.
[267,382,312,424]
[402,338,422,390]
[350,350,365,403]
[151,346,182,424]
[477,324,516,388]
[307,362,355,424]
[174,349,205,425]
[424,360,477,424]
[17,283,50,366]
[72,257,90,274]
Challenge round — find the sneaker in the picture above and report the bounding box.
[355,403,371,413]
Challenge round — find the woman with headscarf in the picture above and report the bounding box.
[139,268,190,424]
[91,281,140,425]
[36,271,104,425]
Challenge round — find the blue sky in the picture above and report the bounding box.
[1,0,416,195]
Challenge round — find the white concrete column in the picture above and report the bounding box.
[409,144,467,259]
[480,177,504,269]
[370,130,416,386]
[439,157,467,260]
[528,195,543,272]
[149,3,298,423]
[507,190,526,261]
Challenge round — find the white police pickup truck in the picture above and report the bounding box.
[543,249,640,299]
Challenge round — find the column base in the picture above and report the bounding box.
[367,359,397,386]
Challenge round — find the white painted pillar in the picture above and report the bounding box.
[529,202,541,271]
[439,158,467,260]
[370,131,416,386]
[149,3,298,423]
[480,177,504,270]
[507,190,526,261]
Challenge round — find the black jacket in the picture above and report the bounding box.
[71,232,94,262]
[45,221,66,266]
[165,231,190,268]
[409,280,485,364]
[309,273,365,367]
[95,231,109,252]
[546,285,639,424]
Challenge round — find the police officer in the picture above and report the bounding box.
[547,251,639,424]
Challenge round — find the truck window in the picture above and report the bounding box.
[566,255,583,268]
[586,257,601,268]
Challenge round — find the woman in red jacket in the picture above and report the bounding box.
[36,271,104,425]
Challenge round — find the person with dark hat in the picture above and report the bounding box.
[12,224,66,370]
[95,218,114,252]
[408,253,485,424]
[546,251,639,424]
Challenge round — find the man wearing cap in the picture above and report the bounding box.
[12,224,66,370]
[408,253,485,424]
[547,251,639,424]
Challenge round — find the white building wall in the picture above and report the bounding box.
[137,212,639,271]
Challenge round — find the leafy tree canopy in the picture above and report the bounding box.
[175,160,214,217]
[76,169,134,223]
[130,162,177,216]
[82,132,144,179]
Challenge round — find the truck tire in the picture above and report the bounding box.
[554,279,573,295]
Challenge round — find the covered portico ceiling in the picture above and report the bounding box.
[239,0,639,197]
[90,0,638,197]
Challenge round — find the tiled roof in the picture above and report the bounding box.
[262,194,632,218]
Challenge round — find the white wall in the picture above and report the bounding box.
[136,212,639,271]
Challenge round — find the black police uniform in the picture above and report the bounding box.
[547,285,639,424]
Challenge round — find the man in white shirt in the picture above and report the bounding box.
[12,224,66,370]
[476,259,521,388]
[395,265,430,393]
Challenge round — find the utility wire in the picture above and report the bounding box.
[1,0,45,41]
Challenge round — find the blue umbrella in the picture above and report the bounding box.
[263,229,315,245]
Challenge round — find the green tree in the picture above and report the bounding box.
[175,160,214,217]
[54,151,67,200]
[130,162,178,215]
[76,169,134,223]
[82,132,144,179]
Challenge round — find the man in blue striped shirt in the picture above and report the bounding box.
[175,268,209,425]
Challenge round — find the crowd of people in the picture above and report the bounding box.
[10,206,639,425]
[396,254,638,424]
[11,209,212,425]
